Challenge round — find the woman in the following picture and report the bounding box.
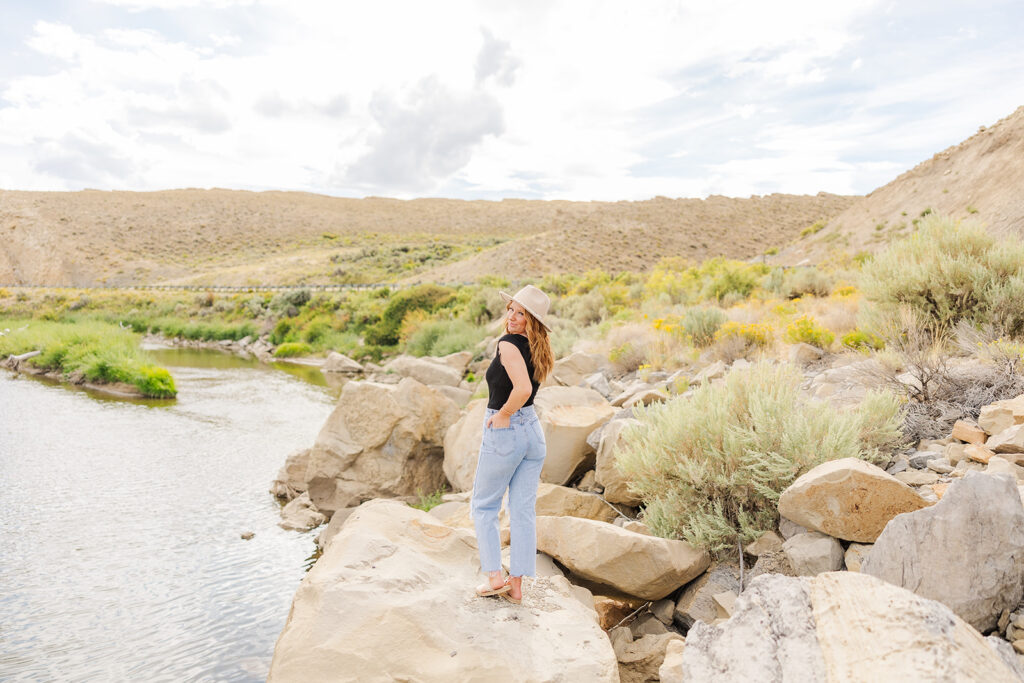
[471,284,554,605]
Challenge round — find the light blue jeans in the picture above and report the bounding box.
[470,404,546,577]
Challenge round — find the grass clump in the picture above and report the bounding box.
[860,215,1024,339]
[273,342,313,358]
[409,488,447,512]
[0,319,177,398]
[784,315,834,349]
[403,318,483,357]
[617,362,903,555]
[841,329,884,351]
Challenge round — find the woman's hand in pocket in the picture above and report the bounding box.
[486,412,511,430]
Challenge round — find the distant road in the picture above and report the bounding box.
[0,283,475,292]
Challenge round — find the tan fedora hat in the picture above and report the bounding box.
[500,285,552,331]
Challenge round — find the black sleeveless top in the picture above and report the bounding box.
[486,334,540,410]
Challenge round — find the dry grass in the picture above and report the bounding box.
[0,188,855,287]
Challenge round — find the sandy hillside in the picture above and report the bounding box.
[785,106,1024,264]
[0,189,853,286]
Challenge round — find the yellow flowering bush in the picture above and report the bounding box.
[714,321,773,348]
[784,315,834,348]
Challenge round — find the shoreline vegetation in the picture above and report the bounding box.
[2,214,1023,411]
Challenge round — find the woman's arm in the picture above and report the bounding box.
[486,340,532,429]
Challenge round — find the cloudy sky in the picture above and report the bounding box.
[1,1,1021,200]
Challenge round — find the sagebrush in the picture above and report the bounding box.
[617,361,902,555]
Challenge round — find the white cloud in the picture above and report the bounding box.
[0,1,1022,198]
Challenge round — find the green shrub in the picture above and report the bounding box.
[404,319,483,356]
[800,220,827,237]
[683,307,726,347]
[617,362,902,555]
[364,284,455,346]
[860,215,1024,339]
[133,365,177,398]
[784,315,835,348]
[841,329,885,351]
[274,342,313,358]
[409,488,447,512]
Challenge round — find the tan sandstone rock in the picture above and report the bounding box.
[269,448,311,500]
[951,419,987,445]
[777,457,928,542]
[268,500,618,682]
[595,418,643,505]
[442,399,488,492]
[534,386,616,485]
[304,378,460,514]
[535,483,617,523]
[552,352,603,388]
[322,351,363,374]
[978,394,1024,435]
[664,572,1019,682]
[986,424,1024,455]
[278,492,326,531]
[965,443,996,464]
[745,530,783,557]
[384,354,463,387]
[782,531,844,576]
[537,515,710,601]
[615,632,686,683]
[843,542,872,572]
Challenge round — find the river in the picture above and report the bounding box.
[0,348,339,682]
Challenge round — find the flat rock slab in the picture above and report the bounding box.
[778,457,928,542]
[269,500,618,683]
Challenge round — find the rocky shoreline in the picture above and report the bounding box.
[264,347,1024,682]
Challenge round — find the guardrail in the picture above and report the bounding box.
[0,283,411,292]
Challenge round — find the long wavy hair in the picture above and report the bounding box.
[506,305,553,382]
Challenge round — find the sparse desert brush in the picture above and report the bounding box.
[364,284,455,346]
[557,290,607,327]
[616,361,903,555]
[860,215,1024,339]
[683,307,727,347]
[605,323,660,373]
[643,257,767,306]
[784,315,835,349]
[800,219,827,237]
[778,267,833,299]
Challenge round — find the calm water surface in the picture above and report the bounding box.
[0,349,339,682]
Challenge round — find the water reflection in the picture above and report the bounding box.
[0,350,338,682]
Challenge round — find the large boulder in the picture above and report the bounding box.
[384,355,463,387]
[667,572,1020,682]
[536,515,710,600]
[268,500,618,682]
[304,378,460,514]
[442,399,488,491]
[777,457,929,542]
[535,483,617,523]
[595,418,643,505]
[534,386,617,485]
[862,472,1024,632]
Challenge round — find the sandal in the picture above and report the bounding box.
[500,577,522,604]
[475,578,511,597]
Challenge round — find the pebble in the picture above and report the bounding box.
[886,458,909,475]
[241,531,255,540]
[926,458,954,474]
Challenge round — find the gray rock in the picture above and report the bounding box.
[630,613,669,638]
[908,451,939,469]
[926,458,954,473]
[674,565,740,630]
[778,516,808,540]
[885,457,909,475]
[665,572,1021,683]
[986,636,1024,681]
[651,598,676,625]
[862,473,1024,632]
[322,351,363,374]
[782,532,844,576]
[678,574,826,682]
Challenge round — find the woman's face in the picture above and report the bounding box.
[506,302,528,335]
